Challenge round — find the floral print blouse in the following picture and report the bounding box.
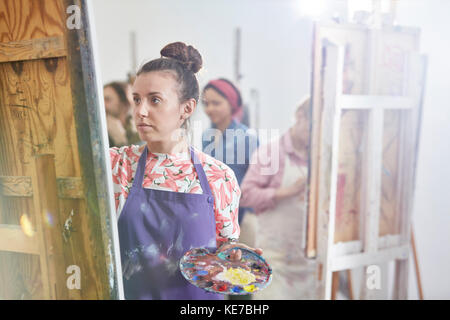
[110,144,241,245]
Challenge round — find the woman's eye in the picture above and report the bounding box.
[151,97,161,104]
[133,97,141,105]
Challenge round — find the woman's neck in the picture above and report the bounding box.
[144,138,189,155]
[215,117,232,133]
[119,109,130,126]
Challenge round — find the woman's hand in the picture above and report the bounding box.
[274,177,305,202]
[216,241,263,262]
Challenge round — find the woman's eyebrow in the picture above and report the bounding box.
[146,91,162,96]
[204,99,219,103]
[132,91,162,96]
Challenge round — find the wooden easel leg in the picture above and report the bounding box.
[393,259,409,299]
[333,270,354,300]
[35,154,68,299]
[411,227,424,300]
[331,271,340,300]
[347,269,354,299]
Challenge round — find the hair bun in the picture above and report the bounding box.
[160,42,203,73]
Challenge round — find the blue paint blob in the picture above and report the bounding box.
[192,275,199,281]
[217,252,228,260]
[232,286,242,293]
[182,263,195,268]
[197,270,208,276]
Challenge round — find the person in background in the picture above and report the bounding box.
[202,79,259,224]
[104,81,142,147]
[240,96,317,300]
[201,78,259,300]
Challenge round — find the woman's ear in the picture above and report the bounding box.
[180,98,197,121]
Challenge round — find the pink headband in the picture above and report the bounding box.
[207,79,243,121]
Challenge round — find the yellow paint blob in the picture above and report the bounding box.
[215,267,256,286]
[243,284,257,292]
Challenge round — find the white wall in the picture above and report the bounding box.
[91,0,313,149]
[91,0,450,299]
[395,0,450,300]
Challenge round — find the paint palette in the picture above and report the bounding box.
[179,246,272,295]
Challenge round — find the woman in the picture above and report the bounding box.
[109,42,262,300]
[201,79,259,226]
[240,96,317,300]
[104,81,142,147]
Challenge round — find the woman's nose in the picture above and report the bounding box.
[204,104,212,114]
[136,101,149,117]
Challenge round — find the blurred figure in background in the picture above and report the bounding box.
[104,81,142,147]
[240,96,316,300]
[201,78,259,300]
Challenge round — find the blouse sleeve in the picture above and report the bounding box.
[109,146,131,215]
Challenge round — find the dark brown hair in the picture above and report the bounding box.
[104,81,130,108]
[136,42,203,103]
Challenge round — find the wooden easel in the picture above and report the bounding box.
[331,226,424,299]
[306,25,427,299]
[410,227,424,299]
[305,1,427,300]
[0,0,122,299]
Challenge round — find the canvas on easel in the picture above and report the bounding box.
[305,22,426,299]
[0,0,123,299]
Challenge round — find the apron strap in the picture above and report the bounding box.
[130,145,213,197]
[190,146,213,196]
[130,145,149,191]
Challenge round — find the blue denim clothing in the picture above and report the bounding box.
[202,120,259,224]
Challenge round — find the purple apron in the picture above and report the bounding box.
[118,145,223,300]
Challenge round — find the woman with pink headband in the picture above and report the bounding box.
[202,78,259,222]
[203,79,244,123]
[201,78,259,300]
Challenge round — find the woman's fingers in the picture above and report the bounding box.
[217,242,264,261]
[229,243,263,256]
[229,249,242,261]
[254,248,263,255]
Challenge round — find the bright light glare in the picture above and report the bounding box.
[348,0,392,22]
[296,0,327,18]
[348,0,373,13]
[20,214,35,237]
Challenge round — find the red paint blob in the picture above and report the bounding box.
[218,284,228,292]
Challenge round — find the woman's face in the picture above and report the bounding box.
[132,71,186,143]
[125,84,134,108]
[104,86,121,117]
[202,88,232,126]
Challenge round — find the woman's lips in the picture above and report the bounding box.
[137,124,154,131]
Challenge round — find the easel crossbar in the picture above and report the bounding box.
[338,95,415,110]
[331,244,410,272]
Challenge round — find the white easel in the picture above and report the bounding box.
[315,38,426,300]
